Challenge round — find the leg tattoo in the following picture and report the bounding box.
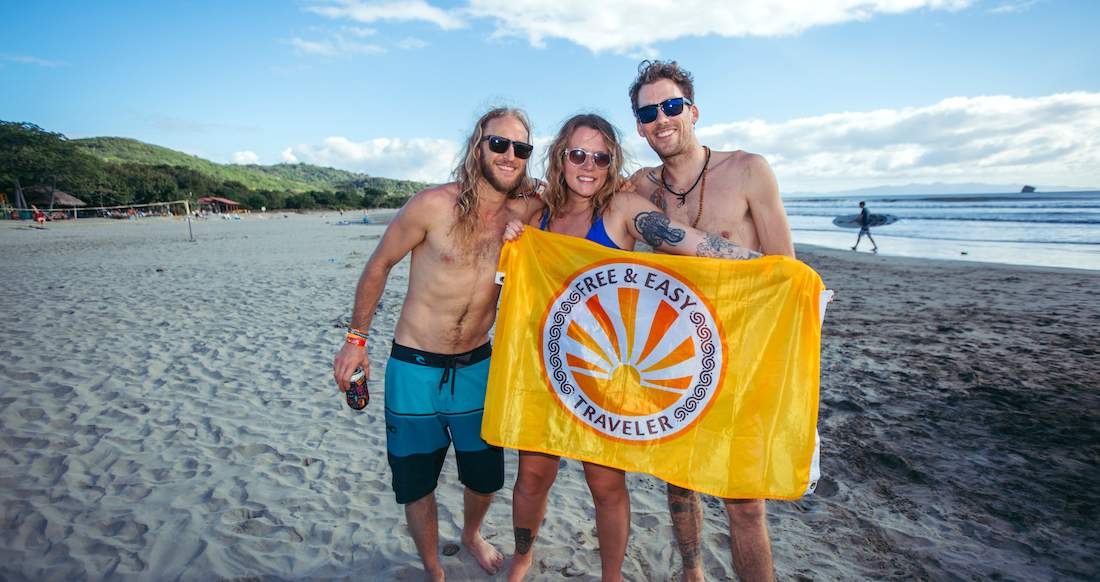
[514,527,534,555]
[668,486,703,569]
[635,211,685,248]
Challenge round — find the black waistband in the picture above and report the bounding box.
[390,341,491,368]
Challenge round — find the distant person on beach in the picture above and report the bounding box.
[501,114,760,582]
[852,201,879,253]
[332,107,543,580]
[627,59,794,582]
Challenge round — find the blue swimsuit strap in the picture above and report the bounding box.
[538,208,620,250]
[586,217,620,250]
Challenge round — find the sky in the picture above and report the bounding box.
[2,0,1098,193]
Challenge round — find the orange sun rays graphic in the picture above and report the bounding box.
[564,289,698,416]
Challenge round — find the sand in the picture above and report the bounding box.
[1,213,1097,580]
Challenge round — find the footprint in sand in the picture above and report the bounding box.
[8,370,40,382]
[222,508,304,542]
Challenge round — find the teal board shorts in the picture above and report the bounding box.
[384,341,503,504]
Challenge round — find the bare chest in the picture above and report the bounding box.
[644,171,757,244]
[426,202,533,270]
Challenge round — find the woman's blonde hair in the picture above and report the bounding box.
[451,107,532,241]
[542,114,625,223]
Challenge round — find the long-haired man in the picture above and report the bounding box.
[333,107,543,580]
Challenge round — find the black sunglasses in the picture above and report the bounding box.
[635,97,692,124]
[481,135,533,159]
[565,148,612,168]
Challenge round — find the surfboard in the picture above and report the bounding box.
[832,213,898,229]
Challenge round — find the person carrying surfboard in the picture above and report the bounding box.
[852,201,879,253]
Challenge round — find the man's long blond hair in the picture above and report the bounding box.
[451,107,532,241]
[542,114,625,223]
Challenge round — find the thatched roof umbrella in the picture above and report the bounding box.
[49,190,86,207]
[23,186,86,219]
[25,186,86,208]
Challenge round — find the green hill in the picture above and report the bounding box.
[245,162,362,189]
[2,120,432,210]
[73,136,430,194]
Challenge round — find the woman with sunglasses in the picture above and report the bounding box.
[504,114,759,582]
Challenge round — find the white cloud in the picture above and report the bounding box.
[289,33,385,56]
[341,25,377,37]
[300,1,975,55]
[306,0,465,30]
[231,150,260,164]
[290,37,339,56]
[280,92,1100,190]
[990,0,1038,14]
[1,54,66,67]
[398,36,430,50]
[284,136,461,182]
[680,92,1100,192]
[466,0,973,54]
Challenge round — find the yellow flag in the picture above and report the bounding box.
[483,228,826,499]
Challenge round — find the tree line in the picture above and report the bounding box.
[0,121,413,210]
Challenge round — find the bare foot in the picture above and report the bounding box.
[424,564,445,581]
[681,565,705,582]
[462,532,504,575]
[507,552,534,582]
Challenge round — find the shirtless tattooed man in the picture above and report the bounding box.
[627,60,796,582]
[333,108,543,581]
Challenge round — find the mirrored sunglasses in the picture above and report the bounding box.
[635,97,692,124]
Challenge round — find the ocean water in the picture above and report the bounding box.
[784,191,1100,271]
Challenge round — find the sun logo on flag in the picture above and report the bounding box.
[541,260,725,442]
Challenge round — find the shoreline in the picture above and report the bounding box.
[10,209,1095,272]
[792,230,1100,271]
[795,241,1100,275]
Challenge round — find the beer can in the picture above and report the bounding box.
[346,368,369,410]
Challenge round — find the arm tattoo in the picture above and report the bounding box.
[649,191,667,211]
[514,527,534,555]
[697,233,762,260]
[635,211,685,248]
[646,171,667,211]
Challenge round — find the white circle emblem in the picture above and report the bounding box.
[541,261,724,441]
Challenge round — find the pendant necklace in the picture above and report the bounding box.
[661,146,711,208]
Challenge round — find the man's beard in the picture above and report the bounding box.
[648,125,691,161]
[650,137,687,161]
[480,155,524,194]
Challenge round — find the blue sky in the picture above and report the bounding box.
[2,0,1098,192]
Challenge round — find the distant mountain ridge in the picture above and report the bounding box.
[73,136,429,196]
[787,182,1097,198]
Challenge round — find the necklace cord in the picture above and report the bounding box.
[661,146,711,207]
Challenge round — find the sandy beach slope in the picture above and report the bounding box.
[0,214,1096,580]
